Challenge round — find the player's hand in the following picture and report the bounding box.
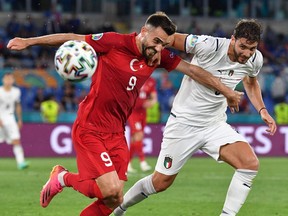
[260,109,277,135]
[226,91,244,113]
[0,120,3,127]
[7,37,29,50]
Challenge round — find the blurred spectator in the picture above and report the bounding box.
[274,99,288,125]
[21,14,37,38]
[42,3,62,34]
[158,73,176,114]
[210,22,227,37]
[186,20,201,34]
[270,70,287,104]
[5,13,20,39]
[32,87,45,111]
[146,101,161,123]
[40,94,60,123]
[61,81,77,111]
[65,12,81,33]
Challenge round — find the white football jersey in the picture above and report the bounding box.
[171,34,263,127]
[0,86,21,118]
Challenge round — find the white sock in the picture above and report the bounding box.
[13,145,25,164]
[220,169,258,216]
[58,171,68,187]
[114,174,156,215]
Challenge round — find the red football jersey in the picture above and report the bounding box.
[76,32,181,133]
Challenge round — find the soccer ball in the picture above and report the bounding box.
[54,40,98,82]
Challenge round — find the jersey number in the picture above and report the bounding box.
[126,76,137,91]
[100,152,113,167]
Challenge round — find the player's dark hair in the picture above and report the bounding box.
[145,11,177,36]
[233,19,263,43]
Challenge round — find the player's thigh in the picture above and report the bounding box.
[2,119,20,144]
[72,125,118,181]
[219,141,259,170]
[155,116,204,175]
[96,171,125,198]
[201,122,250,162]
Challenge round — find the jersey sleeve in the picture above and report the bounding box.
[159,49,181,72]
[248,50,263,77]
[185,34,217,57]
[85,32,121,53]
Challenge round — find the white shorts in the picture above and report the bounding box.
[155,115,248,175]
[0,116,20,144]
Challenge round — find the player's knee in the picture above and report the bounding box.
[152,174,175,192]
[249,156,259,170]
[243,156,259,171]
[101,183,122,199]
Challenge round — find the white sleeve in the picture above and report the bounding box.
[185,34,218,57]
[249,50,263,77]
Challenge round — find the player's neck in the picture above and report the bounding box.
[135,34,143,54]
[3,85,12,91]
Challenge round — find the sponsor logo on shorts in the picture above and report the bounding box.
[92,33,103,41]
[164,155,173,169]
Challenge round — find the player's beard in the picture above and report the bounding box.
[142,44,157,61]
[233,46,249,64]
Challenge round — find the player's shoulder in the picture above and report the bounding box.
[186,34,228,53]
[89,32,134,45]
[249,49,263,66]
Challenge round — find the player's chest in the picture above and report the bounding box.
[102,51,155,90]
[0,91,16,103]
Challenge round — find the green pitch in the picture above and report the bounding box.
[0,157,287,216]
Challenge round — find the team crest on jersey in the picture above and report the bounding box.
[164,155,173,169]
[228,70,234,76]
[188,35,198,48]
[92,33,103,41]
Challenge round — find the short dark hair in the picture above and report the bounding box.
[145,11,177,36]
[233,19,263,43]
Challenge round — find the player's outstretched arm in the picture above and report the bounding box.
[7,33,86,50]
[176,60,243,112]
[243,76,277,135]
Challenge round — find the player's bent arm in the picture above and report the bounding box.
[7,33,85,50]
[170,33,188,51]
[243,76,277,134]
[15,102,23,128]
[176,60,242,100]
[242,76,265,112]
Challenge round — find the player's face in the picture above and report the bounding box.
[141,26,171,61]
[231,36,258,64]
[2,74,15,87]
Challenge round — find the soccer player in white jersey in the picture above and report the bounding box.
[114,19,277,216]
[0,73,29,170]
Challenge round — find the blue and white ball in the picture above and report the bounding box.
[55,40,97,82]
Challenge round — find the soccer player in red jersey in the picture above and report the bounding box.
[127,76,158,173]
[7,12,242,216]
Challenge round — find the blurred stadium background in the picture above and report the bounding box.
[0,0,287,157]
[0,0,288,215]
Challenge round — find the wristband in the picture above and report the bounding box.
[258,107,266,115]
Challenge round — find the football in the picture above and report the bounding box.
[54,40,98,82]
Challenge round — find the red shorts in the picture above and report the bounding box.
[127,111,146,134]
[72,122,129,181]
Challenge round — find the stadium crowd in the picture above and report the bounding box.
[0,12,287,122]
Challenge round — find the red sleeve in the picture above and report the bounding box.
[85,32,122,53]
[159,49,181,72]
